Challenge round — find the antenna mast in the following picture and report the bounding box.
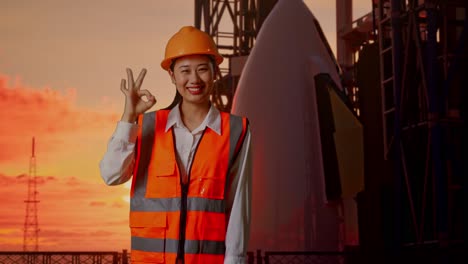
[23,137,40,251]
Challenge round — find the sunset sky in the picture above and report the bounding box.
[0,0,371,251]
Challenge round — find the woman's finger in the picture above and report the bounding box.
[134,68,147,90]
[145,97,157,108]
[126,68,135,90]
[120,79,127,94]
[137,89,154,100]
[137,89,156,109]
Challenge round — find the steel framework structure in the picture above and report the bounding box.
[194,0,277,111]
[374,0,467,247]
[195,0,261,58]
[23,137,40,251]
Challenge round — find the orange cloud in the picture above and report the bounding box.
[0,173,130,251]
[0,73,119,165]
[89,201,107,207]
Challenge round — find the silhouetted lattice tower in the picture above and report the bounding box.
[23,137,40,251]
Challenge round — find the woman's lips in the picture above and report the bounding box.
[187,86,203,95]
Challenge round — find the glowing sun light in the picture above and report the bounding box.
[122,181,131,203]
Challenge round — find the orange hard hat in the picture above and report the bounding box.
[161,26,224,71]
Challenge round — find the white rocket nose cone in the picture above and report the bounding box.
[232,0,349,252]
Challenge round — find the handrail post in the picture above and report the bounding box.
[256,249,263,264]
[122,249,128,264]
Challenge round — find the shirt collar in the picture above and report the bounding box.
[165,103,221,135]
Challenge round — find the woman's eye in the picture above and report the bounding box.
[198,68,208,72]
[181,70,189,73]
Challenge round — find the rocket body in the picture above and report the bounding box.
[232,0,363,251]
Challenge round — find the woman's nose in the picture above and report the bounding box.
[189,71,201,83]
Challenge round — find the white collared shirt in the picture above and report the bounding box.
[99,103,252,264]
[165,103,221,183]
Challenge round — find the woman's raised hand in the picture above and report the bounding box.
[120,68,156,123]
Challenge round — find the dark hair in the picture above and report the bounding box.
[163,90,183,110]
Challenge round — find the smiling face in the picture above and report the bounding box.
[169,54,215,107]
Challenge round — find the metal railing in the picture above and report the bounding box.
[2,248,465,264]
[263,251,347,264]
[0,251,128,264]
[249,251,356,264]
[249,248,466,264]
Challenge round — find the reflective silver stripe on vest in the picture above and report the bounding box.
[132,236,169,253]
[228,115,244,168]
[225,115,245,196]
[185,239,225,255]
[131,196,225,212]
[133,112,156,199]
[132,237,225,255]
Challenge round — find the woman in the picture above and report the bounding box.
[99,26,252,264]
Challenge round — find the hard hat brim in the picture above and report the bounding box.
[161,52,224,71]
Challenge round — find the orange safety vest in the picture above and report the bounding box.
[129,109,248,264]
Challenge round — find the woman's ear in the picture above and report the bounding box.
[168,70,176,84]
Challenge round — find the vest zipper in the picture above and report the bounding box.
[175,129,206,263]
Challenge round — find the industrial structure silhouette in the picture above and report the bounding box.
[23,137,40,252]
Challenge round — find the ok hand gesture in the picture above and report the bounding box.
[120,68,156,123]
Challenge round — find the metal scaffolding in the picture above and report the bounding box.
[194,0,277,111]
[374,0,467,248]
